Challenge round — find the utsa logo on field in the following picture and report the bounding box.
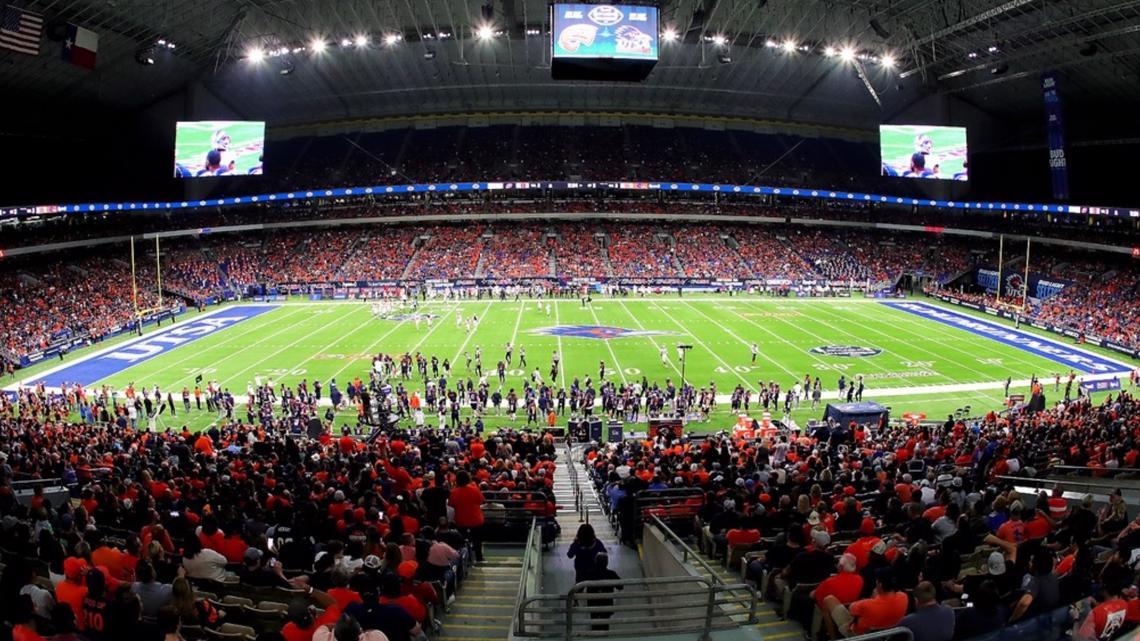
[382,313,439,322]
[530,325,680,340]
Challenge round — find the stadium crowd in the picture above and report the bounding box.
[589,387,1140,641]
[0,377,564,641]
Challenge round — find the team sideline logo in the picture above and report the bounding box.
[531,325,680,340]
[810,345,883,357]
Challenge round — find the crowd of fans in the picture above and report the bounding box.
[403,227,485,282]
[0,377,564,641]
[0,259,171,363]
[553,225,609,279]
[603,225,680,278]
[479,227,550,280]
[339,229,421,282]
[672,228,752,279]
[589,388,1140,641]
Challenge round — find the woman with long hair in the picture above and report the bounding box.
[567,524,606,584]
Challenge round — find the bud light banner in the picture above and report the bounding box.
[1042,72,1069,201]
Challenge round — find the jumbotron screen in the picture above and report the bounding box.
[880,124,968,181]
[174,120,265,178]
[551,4,659,60]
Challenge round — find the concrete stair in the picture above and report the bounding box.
[438,548,524,641]
[687,548,806,641]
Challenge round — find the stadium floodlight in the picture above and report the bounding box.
[354,34,369,47]
[247,46,265,63]
[765,39,778,48]
[340,38,352,47]
[663,28,678,42]
[840,46,856,62]
[712,34,726,46]
[477,25,495,40]
[781,39,797,53]
[987,44,1000,53]
[881,52,896,68]
[385,33,402,46]
[823,46,836,57]
[310,37,327,53]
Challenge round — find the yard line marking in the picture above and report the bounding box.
[615,298,683,381]
[814,302,1027,382]
[657,301,760,388]
[451,301,494,366]
[220,305,377,387]
[586,302,628,385]
[730,300,924,390]
[133,307,312,387]
[326,301,459,385]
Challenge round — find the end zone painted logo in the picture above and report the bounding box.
[810,345,883,357]
[531,325,680,340]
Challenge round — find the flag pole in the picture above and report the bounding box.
[155,235,163,307]
[130,235,139,324]
[1023,237,1031,312]
[996,234,1004,305]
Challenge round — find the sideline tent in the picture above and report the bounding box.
[823,401,889,426]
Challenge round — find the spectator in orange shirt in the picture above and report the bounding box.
[813,553,864,609]
[55,558,88,631]
[996,503,1027,543]
[449,470,485,562]
[823,569,908,638]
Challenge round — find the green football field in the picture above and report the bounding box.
[13,296,1135,435]
[173,121,264,176]
[880,125,968,179]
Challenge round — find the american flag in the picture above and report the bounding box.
[1,4,43,56]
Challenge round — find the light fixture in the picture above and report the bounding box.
[840,46,856,62]
[354,34,368,47]
[310,37,327,53]
[881,53,896,68]
[717,52,732,64]
[712,34,726,46]
[823,46,836,57]
[134,45,156,65]
[663,28,678,42]
[340,38,352,47]
[987,45,999,53]
[967,51,978,59]
[385,33,401,46]
[247,46,265,63]
[423,49,436,59]
[156,38,166,46]
[477,25,494,40]
[781,40,796,53]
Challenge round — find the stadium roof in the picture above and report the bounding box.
[3,0,1139,129]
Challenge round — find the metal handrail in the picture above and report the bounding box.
[512,518,541,637]
[565,440,588,524]
[842,627,914,641]
[995,475,1135,493]
[648,514,724,586]
[1050,465,1140,476]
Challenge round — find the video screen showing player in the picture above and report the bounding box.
[173,121,265,178]
[879,125,968,181]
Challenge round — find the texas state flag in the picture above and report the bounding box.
[62,23,97,69]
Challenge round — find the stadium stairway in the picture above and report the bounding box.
[438,546,524,641]
[685,548,806,641]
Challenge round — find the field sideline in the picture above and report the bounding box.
[8,295,1135,433]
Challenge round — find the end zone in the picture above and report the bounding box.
[881,301,1132,375]
[5,304,279,390]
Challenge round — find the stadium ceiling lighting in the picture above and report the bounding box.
[663,28,678,42]
[477,25,495,40]
[354,34,368,47]
[340,38,352,47]
[765,39,778,48]
[988,45,1000,53]
[840,46,856,62]
[712,34,726,46]
[310,37,327,53]
[881,52,896,68]
[967,51,978,59]
[385,33,401,46]
[247,46,265,63]
[823,46,836,57]
[781,40,796,53]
